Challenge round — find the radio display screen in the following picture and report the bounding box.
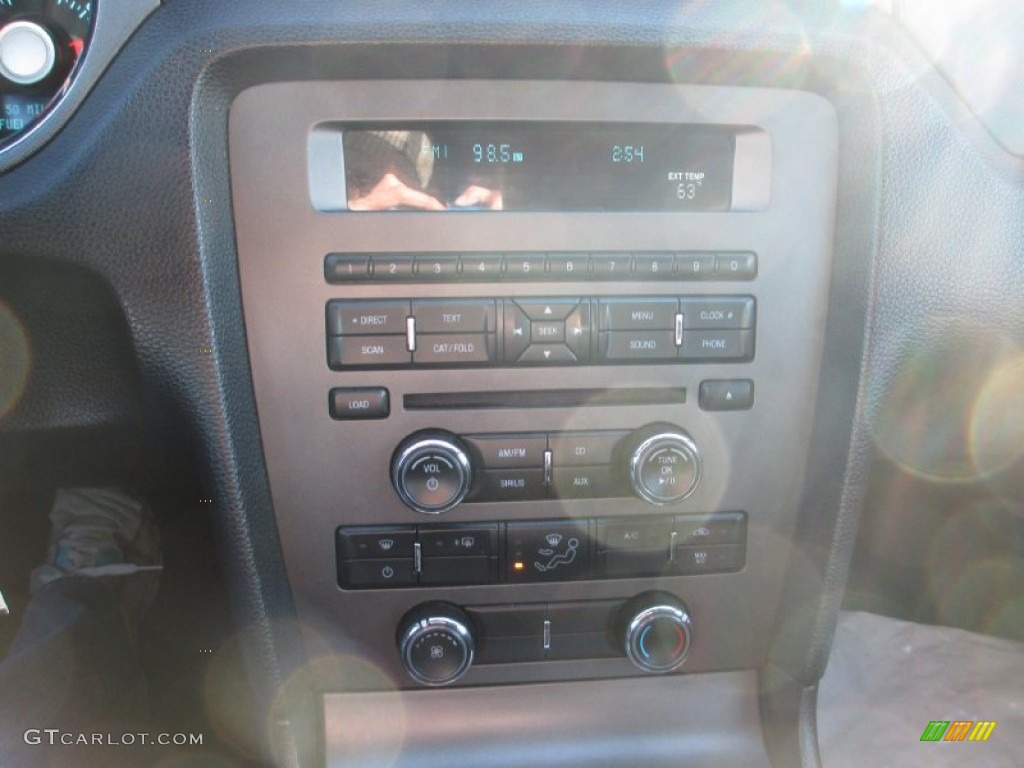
[340,122,736,212]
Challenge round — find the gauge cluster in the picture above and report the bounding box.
[0,0,93,145]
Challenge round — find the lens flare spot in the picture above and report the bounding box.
[872,324,1020,482]
[0,301,31,420]
[969,355,1024,479]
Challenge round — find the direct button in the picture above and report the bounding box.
[412,300,496,334]
[329,387,390,420]
[327,300,410,335]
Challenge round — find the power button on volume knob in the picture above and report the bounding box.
[391,430,472,514]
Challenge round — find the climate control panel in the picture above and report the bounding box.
[396,592,694,685]
[337,512,747,589]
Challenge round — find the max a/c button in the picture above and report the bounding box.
[329,387,390,420]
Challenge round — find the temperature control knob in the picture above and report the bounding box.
[628,425,701,505]
[397,602,475,686]
[621,593,693,673]
[391,430,473,514]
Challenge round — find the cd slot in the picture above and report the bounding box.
[403,388,686,411]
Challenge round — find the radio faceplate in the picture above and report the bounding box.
[228,80,838,690]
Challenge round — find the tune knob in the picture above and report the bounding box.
[397,602,475,686]
[0,21,56,86]
[621,593,693,673]
[627,425,701,505]
[391,430,473,514]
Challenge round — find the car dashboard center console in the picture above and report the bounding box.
[228,80,838,702]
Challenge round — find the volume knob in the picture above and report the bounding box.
[391,430,473,514]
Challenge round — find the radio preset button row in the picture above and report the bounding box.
[325,251,758,283]
[337,512,747,589]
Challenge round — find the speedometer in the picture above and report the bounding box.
[0,0,94,146]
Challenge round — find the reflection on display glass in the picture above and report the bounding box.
[342,122,736,212]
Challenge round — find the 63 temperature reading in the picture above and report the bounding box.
[670,171,705,201]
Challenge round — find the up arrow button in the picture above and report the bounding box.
[698,379,754,411]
